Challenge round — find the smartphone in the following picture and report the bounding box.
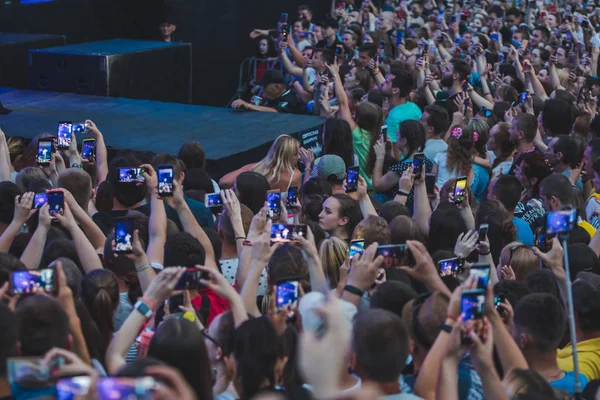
[461,289,485,343]
[478,224,489,241]
[451,14,457,23]
[335,45,344,58]
[251,95,262,106]
[490,32,499,41]
[71,122,88,133]
[534,229,553,252]
[205,192,223,208]
[167,294,185,314]
[57,121,72,149]
[280,25,289,41]
[37,138,53,166]
[519,91,528,104]
[468,263,491,289]
[511,39,522,48]
[175,268,209,290]
[276,280,299,310]
[413,153,424,177]
[438,257,464,277]
[11,269,56,295]
[453,176,467,205]
[115,217,134,254]
[7,357,64,386]
[271,223,308,243]
[96,377,158,399]
[545,208,577,235]
[56,376,92,398]
[494,294,505,309]
[582,19,590,28]
[34,193,47,209]
[266,190,281,219]
[118,167,146,183]
[396,30,405,46]
[349,239,365,258]
[280,12,288,24]
[47,189,64,219]
[425,173,436,197]
[376,244,413,268]
[81,139,95,162]
[157,164,174,197]
[286,186,298,207]
[381,125,388,142]
[346,166,359,193]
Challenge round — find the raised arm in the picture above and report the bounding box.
[328,63,356,130]
[278,41,304,77]
[20,204,52,270]
[198,266,249,328]
[0,129,12,182]
[140,165,167,266]
[62,189,106,251]
[347,176,377,218]
[413,169,432,237]
[86,120,108,183]
[0,193,35,253]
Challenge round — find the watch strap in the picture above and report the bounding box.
[343,284,365,297]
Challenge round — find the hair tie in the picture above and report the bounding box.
[473,131,479,143]
[451,127,463,139]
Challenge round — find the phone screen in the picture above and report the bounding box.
[468,264,490,289]
[71,123,87,133]
[545,209,577,235]
[396,30,405,46]
[115,218,134,253]
[96,377,157,399]
[494,294,505,309]
[461,289,485,342]
[276,280,299,310]
[454,178,467,204]
[271,224,307,242]
[425,173,436,196]
[346,167,359,193]
[478,224,489,240]
[519,91,528,103]
[266,191,281,218]
[34,193,47,209]
[11,270,56,294]
[175,268,208,290]
[287,187,298,206]
[205,192,223,207]
[438,257,464,277]
[157,165,174,197]
[57,122,72,149]
[413,153,424,176]
[280,12,288,23]
[37,140,53,165]
[349,239,365,258]
[47,191,64,218]
[380,125,388,142]
[118,168,145,183]
[490,32,499,41]
[167,294,185,314]
[8,357,64,386]
[376,244,413,268]
[81,139,95,162]
[56,376,91,398]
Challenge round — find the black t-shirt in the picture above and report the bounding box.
[315,37,344,54]
[263,90,303,114]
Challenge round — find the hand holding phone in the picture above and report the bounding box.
[461,289,485,344]
[276,280,299,310]
[11,269,57,295]
[57,121,72,149]
[205,192,223,207]
[413,153,424,177]
[37,139,54,166]
[81,139,95,162]
[47,190,64,220]
[266,190,281,218]
[157,164,174,197]
[286,186,298,208]
[346,166,359,193]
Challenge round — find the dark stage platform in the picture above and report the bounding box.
[0,87,325,177]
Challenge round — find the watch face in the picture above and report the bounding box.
[136,301,152,317]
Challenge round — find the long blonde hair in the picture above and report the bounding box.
[252,135,299,185]
[319,237,348,289]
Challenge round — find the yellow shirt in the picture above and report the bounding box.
[578,219,596,238]
[557,337,600,380]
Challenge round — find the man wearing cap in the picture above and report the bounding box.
[158,15,177,42]
[231,70,302,114]
[315,154,346,194]
[316,18,344,53]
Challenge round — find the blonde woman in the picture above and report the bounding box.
[219,134,302,192]
[319,237,348,290]
[498,242,539,281]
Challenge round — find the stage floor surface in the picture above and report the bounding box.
[0,87,324,175]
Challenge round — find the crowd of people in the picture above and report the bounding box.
[3,0,600,399]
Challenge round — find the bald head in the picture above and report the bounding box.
[57,169,92,211]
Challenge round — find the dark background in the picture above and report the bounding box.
[0,0,329,107]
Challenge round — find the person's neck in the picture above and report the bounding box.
[163,35,172,42]
[326,35,336,46]
[112,199,140,211]
[448,82,462,96]
[507,210,514,220]
[213,363,234,397]
[0,376,9,398]
[332,227,349,241]
[517,141,534,153]
[578,329,600,342]
[117,278,128,293]
[339,369,358,391]
[221,242,238,260]
[373,380,402,395]
[552,162,568,174]
[332,185,345,195]
[524,350,564,381]
[427,132,442,141]
[389,95,407,108]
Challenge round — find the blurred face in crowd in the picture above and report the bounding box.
[487,125,499,151]
[531,30,543,47]
[344,68,358,89]
[258,39,269,56]
[343,33,357,50]
[512,31,524,44]
[538,68,550,84]
[293,21,305,38]
[378,11,395,31]
[440,63,456,88]
[594,170,600,194]
[318,197,346,233]
[298,9,312,22]
[381,73,396,97]
[509,118,521,144]
[547,14,558,29]
[312,25,324,42]
[462,32,472,46]
[358,51,372,68]
[506,13,520,26]
[531,49,543,68]
[263,83,285,101]
[160,22,176,38]
[312,51,326,72]
[544,137,560,167]
[556,48,567,65]
[363,33,374,44]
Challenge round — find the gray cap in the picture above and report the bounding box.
[316,154,346,181]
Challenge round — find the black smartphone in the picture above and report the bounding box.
[81,139,95,162]
[11,269,56,295]
[287,186,298,207]
[271,223,308,243]
[453,176,467,205]
[346,166,359,193]
[175,268,208,290]
[34,193,47,209]
[57,121,72,149]
[335,45,344,58]
[167,294,185,314]
[118,168,146,183]
[545,209,577,235]
[115,217,134,254]
[47,190,64,219]
[276,280,299,310]
[468,263,491,289]
[96,377,158,399]
[71,122,88,133]
[425,173,436,197]
[519,91,528,104]
[451,14,457,23]
[266,190,281,218]
[461,289,485,344]
[280,12,288,23]
[376,244,414,268]
[280,25,289,41]
[478,224,489,241]
[413,153,425,177]
[381,125,388,142]
[157,164,174,197]
[349,239,365,258]
[494,294,505,310]
[37,139,53,166]
[205,192,223,208]
[438,257,464,277]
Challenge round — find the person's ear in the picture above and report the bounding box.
[216,346,223,361]
[339,216,350,227]
[551,195,560,209]
[172,24,177,32]
[519,332,529,349]
[179,170,185,183]
[556,151,564,161]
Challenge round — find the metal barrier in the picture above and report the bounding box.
[226,57,283,106]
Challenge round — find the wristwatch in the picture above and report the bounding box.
[134,299,154,318]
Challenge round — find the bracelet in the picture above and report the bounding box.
[396,190,410,197]
[479,249,491,255]
[135,263,151,273]
[242,240,253,247]
[482,92,491,96]
[234,236,246,241]
[441,323,453,333]
[70,163,82,169]
[141,296,156,310]
[343,285,364,297]
[446,314,457,322]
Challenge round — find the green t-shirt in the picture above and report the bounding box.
[385,101,423,143]
[352,126,373,189]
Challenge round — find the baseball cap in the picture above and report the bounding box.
[316,155,346,182]
[259,70,286,87]
[318,17,339,30]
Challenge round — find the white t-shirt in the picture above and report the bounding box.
[433,152,458,189]
[221,258,269,296]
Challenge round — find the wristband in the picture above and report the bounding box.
[134,300,154,319]
[242,240,253,247]
[396,190,410,197]
[446,314,457,322]
[234,236,246,241]
[141,296,156,310]
[343,285,364,297]
[478,249,491,255]
[441,323,453,333]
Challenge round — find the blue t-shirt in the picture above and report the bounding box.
[562,169,583,193]
[549,371,588,395]
[136,195,215,231]
[385,102,423,143]
[471,164,490,203]
[513,216,535,245]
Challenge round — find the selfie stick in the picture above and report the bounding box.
[560,234,582,400]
